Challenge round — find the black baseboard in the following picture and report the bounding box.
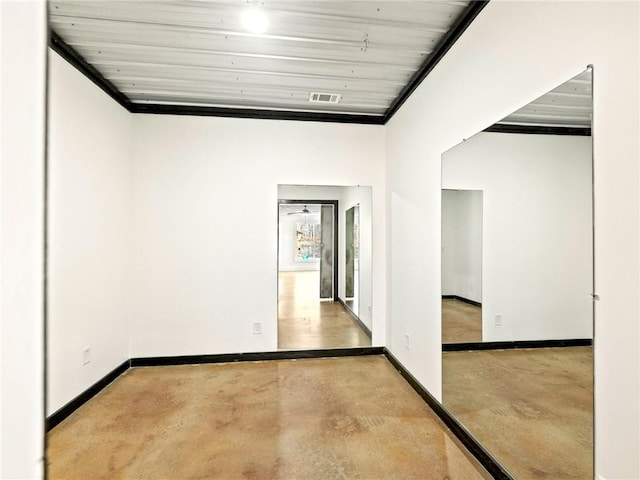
[48,344,560,480]
[442,295,482,307]
[443,338,593,352]
[383,350,515,480]
[47,348,384,430]
[46,359,130,431]
[337,298,372,339]
[130,347,384,367]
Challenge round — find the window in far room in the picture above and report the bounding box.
[295,223,321,261]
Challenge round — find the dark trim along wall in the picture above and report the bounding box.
[47,347,383,429]
[45,346,515,479]
[443,338,593,352]
[384,350,516,480]
[49,30,131,111]
[383,1,489,121]
[133,103,385,125]
[442,294,481,307]
[337,298,372,339]
[46,359,130,430]
[484,124,592,136]
[47,1,489,125]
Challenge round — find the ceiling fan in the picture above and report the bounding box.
[286,205,311,216]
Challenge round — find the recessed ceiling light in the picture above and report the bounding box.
[241,8,268,34]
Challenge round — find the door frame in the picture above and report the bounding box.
[277,199,339,301]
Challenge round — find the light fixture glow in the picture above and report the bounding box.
[241,8,268,34]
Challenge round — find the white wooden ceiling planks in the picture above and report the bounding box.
[49,0,472,117]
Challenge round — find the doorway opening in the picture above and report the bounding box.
[278,199,338,300]
[277,197,371,350]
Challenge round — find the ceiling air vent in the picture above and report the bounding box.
[309,92,341,104]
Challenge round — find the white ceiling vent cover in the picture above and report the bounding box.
[309,92,341,104]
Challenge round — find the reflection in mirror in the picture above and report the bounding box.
[345,204,360,317]
[442,190,483,343]
[277,185,372,350]
[441,70,593,479]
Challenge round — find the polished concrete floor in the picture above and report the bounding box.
[442,298,482,344]
[48,356,491,480]
[278,271,370,350]
[443,346,593,480]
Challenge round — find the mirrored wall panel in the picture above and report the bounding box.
[277,185,372,351]
[441,70,594,479]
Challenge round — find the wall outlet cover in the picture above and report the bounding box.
[82,346,91,365]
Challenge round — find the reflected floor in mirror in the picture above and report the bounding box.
[47,356,492,480]
[442,298,482,343]
[278,271,370,350]
[443,347,593,480]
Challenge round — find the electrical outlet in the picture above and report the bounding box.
[367,306,372,318]
[469,284,474,292]
[495,315,503,327]
[253,322,262,335]
[82,346,91,365]
[404,333,410,350]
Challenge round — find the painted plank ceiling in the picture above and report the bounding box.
[49,1,589,129]
[49,0,474,119]
[498,70,592,129]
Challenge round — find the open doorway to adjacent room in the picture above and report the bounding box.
[277,185,372,350]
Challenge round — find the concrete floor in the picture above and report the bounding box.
[278,271,370,350]
[47,356,491,480]
[443,347,593,480]
[442,298,482,344]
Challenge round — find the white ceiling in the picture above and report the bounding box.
[49,0,475,120]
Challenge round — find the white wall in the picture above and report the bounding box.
[441,189,482,303]
[47,51,133,415]
[130,118,386,357]
[44,53,385,411]
[443,133,592,341]
[385,2,639,478]
[0,1,46,477]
